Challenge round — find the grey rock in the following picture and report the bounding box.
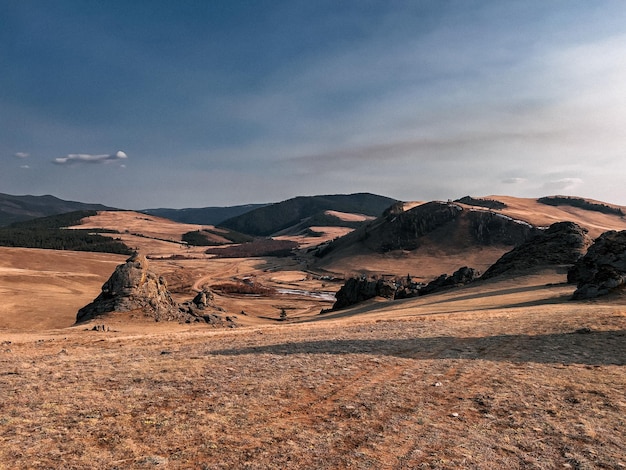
[76,254,181,323]
[481,222,591,280]
[332,277,398,310]
[418,266,478,296]
[569,230,626,299]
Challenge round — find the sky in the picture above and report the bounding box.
[2,1,626,209]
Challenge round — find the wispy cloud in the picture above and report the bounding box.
[14,152,29,158]
[542,177,584,191]
[502,177,527,185]
[53,151,128,165]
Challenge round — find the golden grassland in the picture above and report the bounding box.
[1,199,626,469]
[1,265,625,469]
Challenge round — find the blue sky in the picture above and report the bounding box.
[2,1,626,209]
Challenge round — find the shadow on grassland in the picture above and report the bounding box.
[207,330,626,366]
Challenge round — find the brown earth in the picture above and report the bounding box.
[1,198,625,468]
[0,247,126,330]
[0,270,624,469]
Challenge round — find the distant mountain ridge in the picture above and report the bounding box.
[0,193,116,226]
[141,204,268,225]
[219,193,398,236]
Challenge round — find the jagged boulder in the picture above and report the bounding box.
[332,277,397,310]
[76,254,182,323]
[418,266,478,296]
[481,222,591,280]
[192,289,214,309]
[569,230,626,299]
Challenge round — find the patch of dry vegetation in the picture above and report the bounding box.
[211,281,276,296]
[205,239,298,258]
[1,274,624,469]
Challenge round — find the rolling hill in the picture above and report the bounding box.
[219,193,397,236]
[141,203,267,225]
[0,193,115,226]
[312,195,626,279]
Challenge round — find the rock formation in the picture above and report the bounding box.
[76,253,182,323]
[77,254,237,326]
[332,277,398,311]
[331,266,478,310]
[481,222,591,280]
[568,230,626,299]
[418,266,478,296]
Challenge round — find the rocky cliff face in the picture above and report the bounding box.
[481,222,591,280]
[568,230,626,299]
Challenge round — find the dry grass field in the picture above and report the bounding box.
[1,266,625,469]
[1,201,625,468]
[0,247,126,330]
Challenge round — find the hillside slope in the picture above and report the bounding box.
[313,195,626,279]
[219,193,397,236]
[0,193,115,226]
[141,203,267,225]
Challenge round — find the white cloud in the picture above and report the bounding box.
[542,177,584,191]
[20,164,30,169]
[14,152,29,158]
[502,177,527,184]
[53,150,128,165]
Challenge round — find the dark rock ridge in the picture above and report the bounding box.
[331,267,478,311]
[417,266,479,296]
[76,255,236,326]
[481,222,591,280]
[329,221,591,311]
[332,277,398,311]
[568,230,626,299]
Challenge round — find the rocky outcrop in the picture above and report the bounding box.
[331,266,478,310]
[76,254,181,323]
[455,196,507,210]
[568,230,626,299]
[77,254,237,326]
[418,266,478,296]
[332,277,397,310]
[481,222,591,280]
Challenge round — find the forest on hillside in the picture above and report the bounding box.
[0,210,133,254]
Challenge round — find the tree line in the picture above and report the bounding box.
[0,210,133,254]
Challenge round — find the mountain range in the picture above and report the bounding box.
[0,192,395,234]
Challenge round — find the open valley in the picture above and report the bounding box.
[1,196,626,468]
